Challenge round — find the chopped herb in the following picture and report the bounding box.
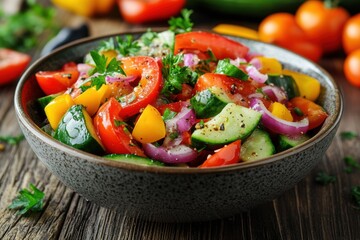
[344,156,360,173]
[8,183,45,215]
[163,108,177,121]
[169,132,179,139]
[340,131,358,140]
[294,107,304,116]
[97,38,116,51]
[315,171,336,185]
[199,120,205,129]
[0,134,24,145]
[114,120,127,127]
[116,35,140,56]
[168,9,194,34]
[351,186,360,208]
[140,29,158,46]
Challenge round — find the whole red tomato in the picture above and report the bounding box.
[343,13,360,55]
[295,0,350,53]
[0,49,31,85]
[344,49,360,88]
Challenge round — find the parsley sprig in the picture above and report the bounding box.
[116,35,141,56]
[0,134,24,145]
[8,184,45,215]
[168,9,194,34]
[344,156,360,173]
[351,186,360,208]
[315,171,336,185]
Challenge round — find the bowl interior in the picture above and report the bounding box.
[14,32,343,173]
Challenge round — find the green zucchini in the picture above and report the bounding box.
[54,105,104,154]
[104,154,164,166]
[241,128,275,162]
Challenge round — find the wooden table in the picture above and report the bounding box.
[1,8,360,240]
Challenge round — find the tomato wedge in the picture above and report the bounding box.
[118,56,162,118]
[174,31,249,60]
[35,62,80,95]
[0,48,31,85]
[200,140,241,168]
[290,97,328,130]
[94,97,145,156]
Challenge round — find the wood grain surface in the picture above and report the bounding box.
[0,7,360,240]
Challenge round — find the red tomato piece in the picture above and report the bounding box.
[200,140,241,168]
[35,62,80,95]
[94,97,145,156]
[118,0,185,24]
[0,48,31,85]
[290,97,328,130]
[118,56,162,118]
[174,31,249,60]
[194,73,261,107]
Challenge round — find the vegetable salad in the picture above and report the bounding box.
[36,10,328,168]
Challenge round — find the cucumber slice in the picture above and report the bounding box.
[215,58,248,80]
[266,75,300,99]
[190,87,232,118]
[104,154,164,166]
[54,105,104,154]
[279,134,310,151]
[191,103,261,147]
[241,128,275,162]
[37,93,62,109]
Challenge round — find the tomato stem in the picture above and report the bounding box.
[324,0,340,8]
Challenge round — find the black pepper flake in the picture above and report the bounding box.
[220,123,225,131]
[241,123,245,128]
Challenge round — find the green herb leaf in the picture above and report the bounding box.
[351,186,360,208]
[0,134,24,145]
[340,131,358,140]
[344,156,360,173]
[315,171,336,185]
[168,9,194,34]
[8,183,45,215]
[116,35,140,57]
[140,29,158,46]
[162,108,177,121]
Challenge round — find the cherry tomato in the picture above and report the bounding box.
[118,56,162,118]
[258,13,307,45]
[200,140,241,168]
[295,0,350,53]
[94,97,145,156]
[194,73,261,107]
[0,48,31,85]
[118,0,185,24]
[35,62,80,95]
[343,13,360,55]
[344,49,360,88]
[174,31,249,60]
[279,39,323,62]
[290,97,328,130]
[156,101,187,115]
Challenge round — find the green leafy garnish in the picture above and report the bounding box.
[168,9,194,34]
[140,29,158,46]
[315,171,336,185]
[344,156,360,173]
[0,134,24,145]
[8,184,45,215]
[161,53,198,96]
[162,108,177,121]
[0,0,58,51]
[340,131,358,140]
[351,186,360,208]
[116,35,141,57]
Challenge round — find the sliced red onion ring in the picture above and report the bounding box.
[249,57,262,70]
[77,63,93,74]
[165,106,196,133]
[246,65,268,83]
[183,53,199,67]
[105,75,137,84]
[249,98,309,136]
[143,143,197,164]
[230,57,247,67]
[261,85,288,103]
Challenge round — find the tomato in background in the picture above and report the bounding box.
[0,49,31,86]
[280,39,323,62]
[118,0,185,24]
[344,49,360,88]
[295,0,350,53]
[343,13,360,55]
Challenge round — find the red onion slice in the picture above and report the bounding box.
[183,53,200,67]
[246,65,268,83]
[261,85,288,103]
[143,143,197,164]
[105,75,137,84]
[250,98,309,136]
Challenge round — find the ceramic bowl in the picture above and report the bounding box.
[14,32,343,222]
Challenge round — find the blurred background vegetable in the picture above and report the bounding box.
[51,0,115,17]
[342,13,360,54]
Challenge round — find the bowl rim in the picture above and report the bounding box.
[14,30,344,175]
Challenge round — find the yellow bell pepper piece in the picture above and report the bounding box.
[74,84,110,116]
[132,105,166,144]
[45,94,74,130]
[282,69,321,101]
[254,56,283,75]
[269,102,293,122]
[213,24,259,40]
[52,0,115,17]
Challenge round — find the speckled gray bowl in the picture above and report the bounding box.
[14,32,343,222]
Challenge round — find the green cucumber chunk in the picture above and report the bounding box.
[190,87,232,118]
[37,93,62,109]
[191,103,261,147]
[215,58,248,80]
[241,128,275,162]
[104,154,164,166]
[54,105,104,154]
[266,74,300,99]
[279,134,310,151]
